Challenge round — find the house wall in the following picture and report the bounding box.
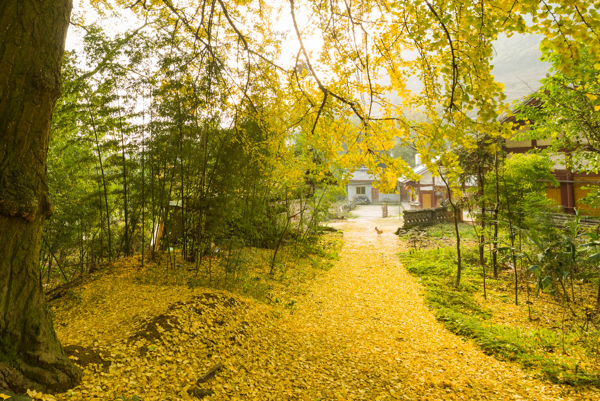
[548,170,600,215]
[379,193,399,202]
[537,138,552,146]
[501,115,600,215]
[399,184,411,202]
[503,132,600,215]
[348,182,373,201]
[347,182,398,203]
[419,171,434,190]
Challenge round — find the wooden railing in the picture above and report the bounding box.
[551,213,600,229]
[403,207,452,229]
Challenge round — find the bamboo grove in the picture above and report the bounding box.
[43,22,338,282]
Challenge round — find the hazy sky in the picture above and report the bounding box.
[65,2,549,114]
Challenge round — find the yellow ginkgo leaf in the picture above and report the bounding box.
[595,105,600,111]
[586,93,598,101]
[0,394,11,400]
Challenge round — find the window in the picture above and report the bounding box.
[356,186,366,195]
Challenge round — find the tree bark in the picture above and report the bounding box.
[0,0,82,393]
[437,168,462,287]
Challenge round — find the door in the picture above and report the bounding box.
[372,187,379,203]
[422,193,431,209]
[545,187,561,206]
[574,177,600,215]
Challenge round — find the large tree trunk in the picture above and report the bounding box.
[0,0,82,394]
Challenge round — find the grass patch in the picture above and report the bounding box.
[133,231,343,307]
[425,222,479,240]
[400,246,600,387]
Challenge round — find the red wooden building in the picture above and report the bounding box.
[398,158,450,209]
[501,100,600,215]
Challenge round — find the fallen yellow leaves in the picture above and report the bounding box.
[26,390,56,401]
[45,218,600,400]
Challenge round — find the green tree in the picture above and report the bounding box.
[487,153,558,231]
[518,47,600,208]
[518,49,600,172]
[485,153,558,304]
[391,142,417,168]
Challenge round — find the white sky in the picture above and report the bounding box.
[65,0,324,65]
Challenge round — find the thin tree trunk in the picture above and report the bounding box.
[118,97,129,257]
[0,0,82,392]
[596,276,600,310]
[500,157,519,305]
[79,219,84,275]
[478,169,486,267]
[141,111,146,268]
[150,113,156,258]
[89,112,112,261]
[47,253,54,288]
[270,193,292,275]
[41,236,68,284]
[95,167,105,262]
[176,98,187,259]
[438,168,462,287]
[492,149,501,279]
[479,171,487,299]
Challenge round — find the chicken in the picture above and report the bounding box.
[375,227,383,236]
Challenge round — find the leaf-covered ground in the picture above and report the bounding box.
[32,218,600,400]
[398,223,600,386]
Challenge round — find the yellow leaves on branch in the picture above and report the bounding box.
[76,0,600,193]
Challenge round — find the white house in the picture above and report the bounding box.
[346,167,399,203]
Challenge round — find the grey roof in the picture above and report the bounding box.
[349,168,376,181]
[398,164,429,184]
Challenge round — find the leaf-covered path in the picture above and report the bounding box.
[260,217,596,400]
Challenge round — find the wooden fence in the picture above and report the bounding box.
[551,213,600,229]
[403,207,452,229]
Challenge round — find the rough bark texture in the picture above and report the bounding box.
[0,0,82,393]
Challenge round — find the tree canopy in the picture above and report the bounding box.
[70,0,597,188]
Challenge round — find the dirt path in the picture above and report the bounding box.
[255,217,596,400]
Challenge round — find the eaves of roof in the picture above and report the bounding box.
[398,164,429,183]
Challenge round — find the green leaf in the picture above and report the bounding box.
[541,276,552,290]
[587,252,600,261]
